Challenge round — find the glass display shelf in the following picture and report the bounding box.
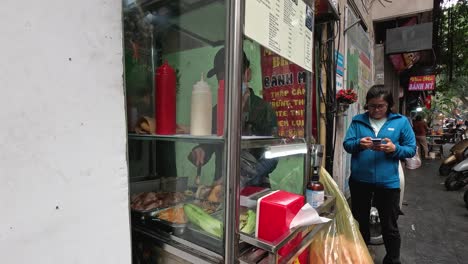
[128,133,306,149]
[132,223,223,264]
[128,133,224,144]
[132,196,334,264]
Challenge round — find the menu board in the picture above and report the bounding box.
[245,0,314,72]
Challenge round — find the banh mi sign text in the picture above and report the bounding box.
[408,75,435,91]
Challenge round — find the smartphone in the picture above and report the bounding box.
[371,138,382,146]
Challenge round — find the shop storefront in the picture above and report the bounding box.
[123,0,337,263]
[332,3,373,198]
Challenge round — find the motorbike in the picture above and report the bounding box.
[453,126,467,143]
[439,138,468,176]
[444,150,468,191]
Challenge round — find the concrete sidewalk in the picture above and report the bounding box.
[369,156,468,264]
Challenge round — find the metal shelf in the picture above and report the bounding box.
[239,196,335,264]
[241,137,305,149]
[128,133,224,144]
[128,133,306,149]
[132,223,224,264]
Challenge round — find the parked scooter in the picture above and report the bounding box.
[439,139,468,176]
[454,125,467,143]
[444,149,468,191]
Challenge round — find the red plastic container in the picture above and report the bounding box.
[216,80,225,136]
[256,190,308,263]
[155,61,176,135]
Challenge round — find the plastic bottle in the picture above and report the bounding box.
[306,169,324,208]
[155,61,176,135]
[190,74,212,135]
[216,80,225,136]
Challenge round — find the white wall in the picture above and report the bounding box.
[0,1,131,263]
[372,0,433,21]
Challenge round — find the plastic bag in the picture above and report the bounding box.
[309,168,373,264]
[405,146,421,170]
[269,157,304,194]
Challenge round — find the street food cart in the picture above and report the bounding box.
[123,0,335,262]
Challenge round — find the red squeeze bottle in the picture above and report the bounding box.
[216,80,225,136]
[155,61,176,135]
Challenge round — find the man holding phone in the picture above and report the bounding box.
[343,85,416,264]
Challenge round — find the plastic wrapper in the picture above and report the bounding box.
[309,168,373,264]
[269,156,304,194]
[405,146,421,169]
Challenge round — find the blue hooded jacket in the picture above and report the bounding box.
[343,112,416,188]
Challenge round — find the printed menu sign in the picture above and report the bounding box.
[245,0,314,72]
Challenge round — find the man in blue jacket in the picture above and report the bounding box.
[344,85,416,264]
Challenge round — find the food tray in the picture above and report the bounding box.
[148,206,187,236]
[131,208,162,222]
[130,191,192,221]
[186,223,223,255]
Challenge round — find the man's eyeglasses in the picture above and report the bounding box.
[367,104,388,110]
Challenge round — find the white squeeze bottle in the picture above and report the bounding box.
[190,73,212,135]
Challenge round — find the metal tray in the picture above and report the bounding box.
[131,208,162,222]
[148,206,187,236]
[130,192,192,221]
[186,223,223,255]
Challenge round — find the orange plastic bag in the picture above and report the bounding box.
[309,168,373,264]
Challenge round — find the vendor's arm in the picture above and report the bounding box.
[188,104,218,166]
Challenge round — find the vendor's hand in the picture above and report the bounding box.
[374,138,396,153]
[190,147,205,166]
[360,137,374,150]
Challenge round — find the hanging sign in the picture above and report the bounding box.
[336,74,343,91]
[245,0,314,72]
[335,51,344,76]
[261,47,307,138]
[408,75,435,91]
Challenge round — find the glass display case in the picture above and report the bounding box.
[123,0,327,263]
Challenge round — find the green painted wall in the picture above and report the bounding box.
[159,40,303,192]
[164,46,218,185]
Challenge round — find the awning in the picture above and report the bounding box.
[315,0,340,22]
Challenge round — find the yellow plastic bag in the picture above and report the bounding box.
[309,167,373,264]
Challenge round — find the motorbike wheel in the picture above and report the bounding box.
[369,207,384,245]
[439,163,453,176]
[445,171,464,191]
[464,190,468,209]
